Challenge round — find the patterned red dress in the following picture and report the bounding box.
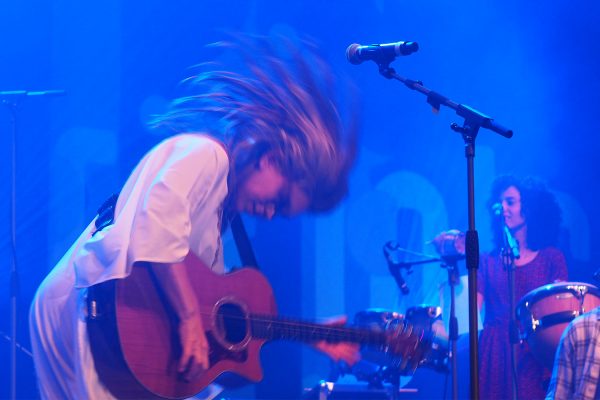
[477,247,568,400]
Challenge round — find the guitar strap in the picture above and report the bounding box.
[87,196,260,321]
[92,194,260,270]
[230,213,260,270]
[93,193,119,235]
[88,193,120,320]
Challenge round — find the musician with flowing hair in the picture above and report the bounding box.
[29,34,360,399]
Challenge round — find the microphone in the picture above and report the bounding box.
[503,225,520,259]
[346,41,419,65]
[492,202,520,259]
[392,268,410,295]
[383,242,410,295]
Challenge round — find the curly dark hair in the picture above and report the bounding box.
[486,175,562,251]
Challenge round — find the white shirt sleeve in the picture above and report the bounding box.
[73,134,229,288]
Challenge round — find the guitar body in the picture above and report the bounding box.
[88,254,277,399]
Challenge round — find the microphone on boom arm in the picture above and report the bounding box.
[384,241,410,295]
[346,41,419,66]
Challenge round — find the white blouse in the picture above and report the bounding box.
[73,133,229,288]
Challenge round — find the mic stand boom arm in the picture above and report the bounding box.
[376,65,513,139]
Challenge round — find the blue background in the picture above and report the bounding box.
[1,1,599,398]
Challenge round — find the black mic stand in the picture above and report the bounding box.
[444,254,461,400]
[2,94,19,400]
[372,60,513,400]
[1,89,65,400]
[384,243,464,400]
[500,224,521,400]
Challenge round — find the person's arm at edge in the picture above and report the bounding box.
[546,324,575,399]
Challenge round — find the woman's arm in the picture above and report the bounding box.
[477,292,484,314]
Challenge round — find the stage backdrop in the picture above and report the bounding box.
[1,1,599,399]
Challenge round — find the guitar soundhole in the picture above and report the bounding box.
[216,303,248,345]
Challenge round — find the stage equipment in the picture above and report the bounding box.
[494,203,522,399]
[383,244,461,399]
[328,306,447,398]
[346,41,418,65]
[516,282,600,368]
[346,38,513,400]
[303,380,418,400]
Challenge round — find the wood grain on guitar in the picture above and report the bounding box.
[88,253,430,399]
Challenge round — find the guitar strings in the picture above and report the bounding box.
[191,310,421,345]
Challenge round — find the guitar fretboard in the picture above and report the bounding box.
[250,314,388,346]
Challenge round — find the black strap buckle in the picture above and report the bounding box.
[93,193,119,235]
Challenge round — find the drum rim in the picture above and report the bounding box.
[516,281,600,312]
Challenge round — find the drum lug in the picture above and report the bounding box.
[531,317,539,332]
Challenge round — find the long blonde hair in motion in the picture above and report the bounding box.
[153,33,359,212]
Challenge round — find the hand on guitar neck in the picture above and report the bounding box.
[313,315,361,366]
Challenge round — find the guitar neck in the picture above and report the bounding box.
[250,314,387,346]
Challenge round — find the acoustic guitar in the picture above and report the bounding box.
[88,253,429,399]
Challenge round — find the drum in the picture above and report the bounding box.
[346,306,448,385]
[405,305,448,372]
[516,281,600,368]
[350,308,406,383]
